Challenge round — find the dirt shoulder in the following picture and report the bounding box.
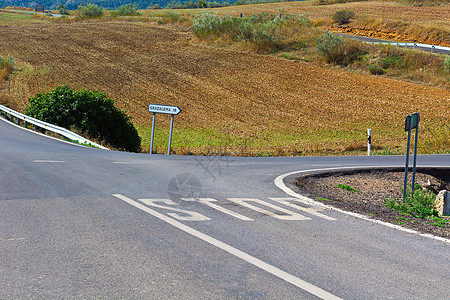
[295,167,450,239]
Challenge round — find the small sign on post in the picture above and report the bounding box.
[403,112,420,200]
[148,104,182,155]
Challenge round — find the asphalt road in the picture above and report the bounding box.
[1,118,449,299]
[337,33,450,55]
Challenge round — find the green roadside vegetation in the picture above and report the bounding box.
[384,184,449,227]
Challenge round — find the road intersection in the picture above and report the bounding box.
[1,118,449,299]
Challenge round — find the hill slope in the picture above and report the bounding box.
[0,19,448,155]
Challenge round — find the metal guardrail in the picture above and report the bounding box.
[370,42,450,55]
[0,104,108,150]
[337,33,450,55]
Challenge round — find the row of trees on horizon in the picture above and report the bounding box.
[0,0,299,10]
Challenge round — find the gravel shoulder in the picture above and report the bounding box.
[295,167,450,239]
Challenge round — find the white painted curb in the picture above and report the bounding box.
[275,166,450,245]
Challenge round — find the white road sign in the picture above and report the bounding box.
[148,104,181,115]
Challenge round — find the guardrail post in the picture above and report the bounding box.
[17,118,21,126]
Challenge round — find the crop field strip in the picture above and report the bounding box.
[0,9,449,155]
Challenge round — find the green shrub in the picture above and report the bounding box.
[113,3,140,16]
[368,63,385,75]
[332,9,355,25]
[0,55,15,70]
[56,4,70,15]
[384,184,438,219]
[380,55,405,69]
[317,31,344,62]
[25,85,141,152]
[316,31,366,65]
[76,3,104,19]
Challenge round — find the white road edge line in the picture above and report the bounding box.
[33,160,66,163]
[113,194,343,300]
[274,166,450,245]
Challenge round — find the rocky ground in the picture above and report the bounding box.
[295,168,450,239]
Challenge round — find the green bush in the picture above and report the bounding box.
[112,3,140,16]
[317,31,344,62]
[380,55,405,69]
[316,31,366,65]
[0,55,15,70]
[332,9,355,25]
[25,85,141,152]
[368,63,385,75]
[56,4,70,15]
[76,3,104,19]
[384,184,438,219]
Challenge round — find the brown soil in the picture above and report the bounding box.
[296,168,450,239]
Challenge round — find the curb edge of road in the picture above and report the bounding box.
[275,166,450,245]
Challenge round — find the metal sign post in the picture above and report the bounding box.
[403,112,419,199]
[150,112,156,155]
[148,104,182,155]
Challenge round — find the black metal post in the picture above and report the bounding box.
[403,128,411,200]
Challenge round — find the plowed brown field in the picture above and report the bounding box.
[0,19,449,154]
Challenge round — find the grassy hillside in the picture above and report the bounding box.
[0,2,448,155]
